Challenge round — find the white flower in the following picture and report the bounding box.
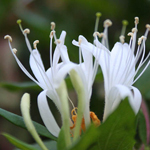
[4,22,77,142]
[4,21,99,143]
[73,17,150,120]
[72,36,100,126]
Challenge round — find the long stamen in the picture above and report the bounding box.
[50,22,68,64]
[92,12,102,86]
[4,36,44,88]
[131,17,139,53]
[127,24,150,85]
[17,20,53,89]
[94,12,102,32]
[102,19,112,49]
[119,20,128,43]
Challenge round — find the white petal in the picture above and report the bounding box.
[59,31,66,45]
[78,36,93,78]
[29,49,51,89]
[104,85,133,119]
[129,86,142,114]
[54,62,77,88]
[38,90,60,137]
[52,47,61,70]
[110,42,135,86]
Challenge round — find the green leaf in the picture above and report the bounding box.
[15,140,57,150]
[3,133,37,150]
[34,141,57,150]
[0,81,41,91]
[0,108,57,141]
[138,110,147,144]
[69,99,136,150]
[57,127,67,150]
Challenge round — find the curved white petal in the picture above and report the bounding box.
[110,42,135,86]
[54,62,77,88]
[72,65,91,126]
[29,49,51,89]
[59,31,66,45]
[130,86,142,114]
[104,85,134,120]
[38,90,60,137]
[52,47,61,70]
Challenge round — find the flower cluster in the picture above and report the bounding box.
[4,15,150,147]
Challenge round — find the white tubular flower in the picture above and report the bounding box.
[5,22,77,142]
[72,36,100,127]
[73,17,150,121]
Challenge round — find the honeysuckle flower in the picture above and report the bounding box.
[73,17,150,120]
[4,20,101,145]
[4,21,83,147]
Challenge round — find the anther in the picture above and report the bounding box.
[49,31,55,38]
[54,39,61,44]
[33,40,39,49]
[138,36,146,45]
[146,24,150,31]
[132,28,138,33]
[12,48,17,54]
[103,19,112,27]
[119,35,125,44]
[56,39,61,44]
[99,33,104,38]
[78,39,82,45]
[4,35,12,42]
[51,22,56,30]
[128,32,133,37]
[93,32,100,37]
[17,19,22,25]
[122,20,129,26]
[96,12,102,18]
[23,28,30,34]
[134,17,139,25]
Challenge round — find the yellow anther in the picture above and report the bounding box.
[56,39,61,44]
[51,22,56,30]
[93,32,101,37]
[17,19,22,25]
[132,28,138,33]
[119,35,125,44]
[138,36,146,45]
[104,19,112,27]
[128,32,133,37]
[23,28,30,34]
[49,31,55,38]
[4,35,12,42]
[78,39,82,45]
[70,108,100,137]
[134,17,139,24]
[90,111,101,127]
[96,12,102,18]
[12,48,17,54]
[99,33,104,38]
[146,24,150,31]
[33,40,39,49]
[122,20,129,26]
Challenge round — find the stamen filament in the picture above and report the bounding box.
[94,12,102,32]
